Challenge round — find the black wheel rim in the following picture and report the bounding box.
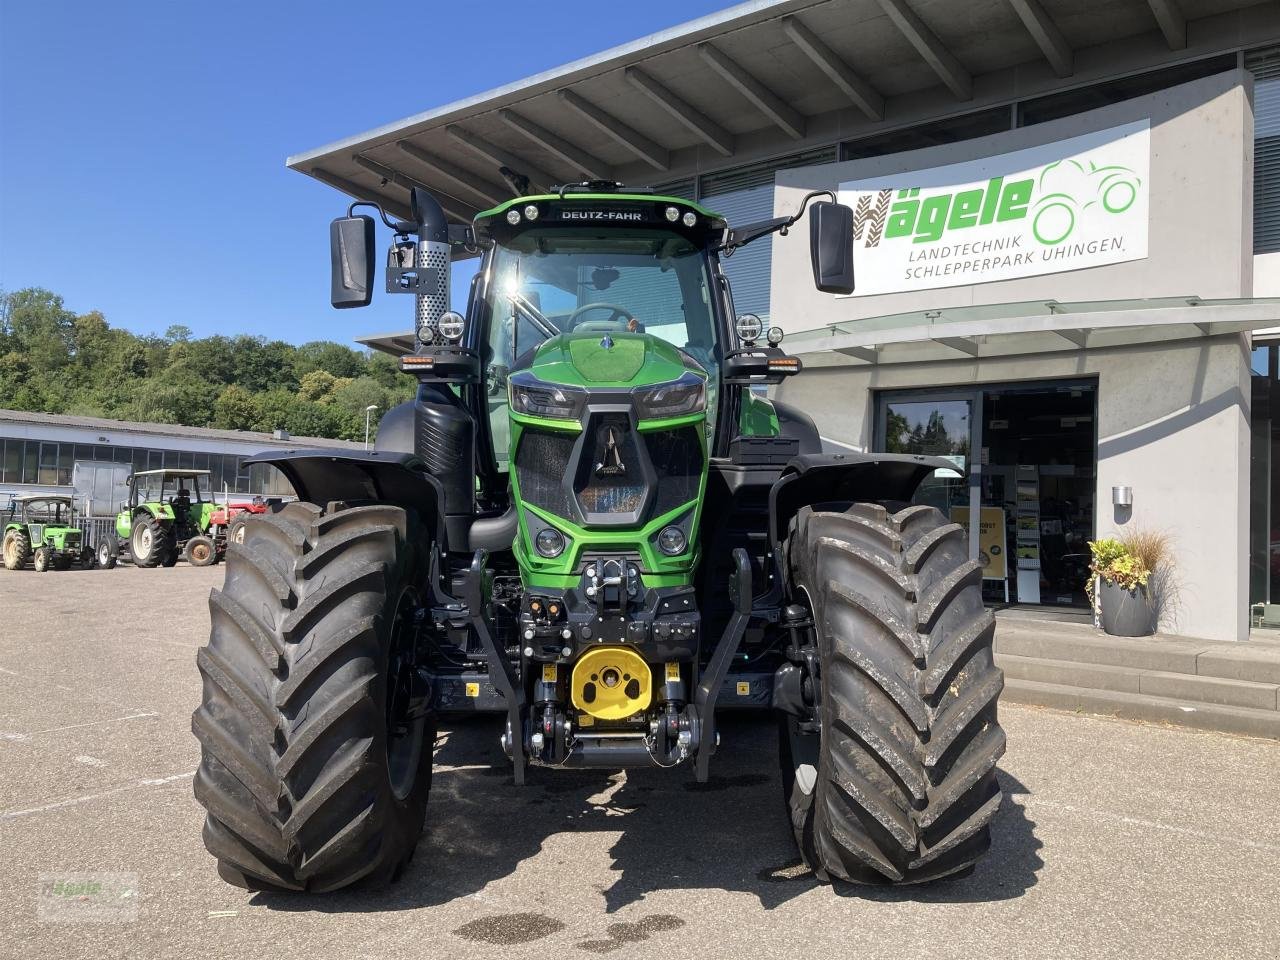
[385,587,424,801]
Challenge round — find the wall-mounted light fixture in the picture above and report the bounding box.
[1112,485,1133,507]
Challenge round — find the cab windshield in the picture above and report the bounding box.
[482,228,722,469]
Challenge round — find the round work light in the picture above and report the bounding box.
[735,313,763,344]
[523,204,540,221]
[506,208,522,225]
[664,206,680,222]
[437,311,466,342]
[657,526,687,556]
[535,528,565,558]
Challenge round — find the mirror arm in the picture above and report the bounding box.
[719,190,838,254]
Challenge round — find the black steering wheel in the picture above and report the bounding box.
[568,302,637,331]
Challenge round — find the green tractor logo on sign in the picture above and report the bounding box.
[1031,159,1142,246]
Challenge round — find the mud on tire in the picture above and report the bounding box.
[192,501,433,892]
[782,502,1005,884]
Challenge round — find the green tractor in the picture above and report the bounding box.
[3,495,93,571]
[193,183,1003,893]
[112,468,218,568]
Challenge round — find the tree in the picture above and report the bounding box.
[212,385,260,431]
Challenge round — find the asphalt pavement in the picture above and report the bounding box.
[1,564,1278,960]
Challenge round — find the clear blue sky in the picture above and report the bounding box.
[0,0,731,345]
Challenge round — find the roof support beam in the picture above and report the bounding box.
[395,141,509,207]
[697,42,807,139]
[1054,329,1089,348]
[623,66,735,157]
[933,336,980,358]
[309,167,411,221]
[875,0,972,100]
[1146,0,1187,50]
[498,109,610,180]
[557,90,670,170]
[445,125,556,194]
[1007,0,1073,78]
[836,345,879,363]
[352,155,479,222]
[781,16,884,121]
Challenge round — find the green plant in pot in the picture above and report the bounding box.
[1087,532,1169,637]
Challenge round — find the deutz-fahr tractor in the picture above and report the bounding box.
[3,495,94,571]
[193,182,1003,893]
[113,468,218,568]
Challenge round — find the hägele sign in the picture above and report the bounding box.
[837,120,1150,296]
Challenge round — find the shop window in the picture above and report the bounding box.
[1,439,19,484]
[23,441,39,484]
[1250,341,1280,626]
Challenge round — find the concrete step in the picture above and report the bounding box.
[1002,678,1280,740]
[995,619,1280,685]
[997,654,1280,711]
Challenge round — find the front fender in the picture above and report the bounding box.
[243,449,448,549]
[768,452,960,549]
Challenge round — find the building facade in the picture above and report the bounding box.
[0,409,359,505]
[288,0,1280,641]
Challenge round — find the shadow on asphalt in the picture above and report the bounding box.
[251,715,1042,916]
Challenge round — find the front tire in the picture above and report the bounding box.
[33,547,51,573]
[192,502,434,892]
[782,503,1005,884]
[97,540,118,570]
[3,530,31,570]
[185,535,216,567]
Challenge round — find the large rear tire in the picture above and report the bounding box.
[3,530,31,570]
[782,502,1005,884]
[131,515,166,567]
[192,502,434,892]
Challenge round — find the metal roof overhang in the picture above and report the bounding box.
[784,298,1280,366]
[288,0,1279,225]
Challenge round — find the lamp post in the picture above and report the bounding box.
[364,404,379,450]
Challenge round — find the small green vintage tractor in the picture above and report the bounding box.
[112,469,218,567]
[193,183,1003,893]
[2,495,93,571]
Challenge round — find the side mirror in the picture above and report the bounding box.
[330,214,376,308]
[809,201,855,295]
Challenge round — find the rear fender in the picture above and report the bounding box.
[243,450,448,549]
[768,452,960,551]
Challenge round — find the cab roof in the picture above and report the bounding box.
[131,469,211,478]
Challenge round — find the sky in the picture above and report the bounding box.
[0,0,733,345]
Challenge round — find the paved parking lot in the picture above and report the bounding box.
[2,564,1279,960]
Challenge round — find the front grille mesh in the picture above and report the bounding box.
[646,426,703,517]
[515,430,576,518]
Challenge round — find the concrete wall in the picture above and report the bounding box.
[770,69,1255,331]
[775,333,1252,642]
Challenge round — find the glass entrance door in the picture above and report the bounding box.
[875,391,981,562]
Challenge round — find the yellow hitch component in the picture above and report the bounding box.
[571,647,652,721]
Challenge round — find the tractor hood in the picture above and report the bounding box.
[524,331,692,389]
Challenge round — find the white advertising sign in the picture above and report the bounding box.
[837,120,1150,296]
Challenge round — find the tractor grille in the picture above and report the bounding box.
[575,415,645,517]
[645,426,703,517]
[515,430,576,519]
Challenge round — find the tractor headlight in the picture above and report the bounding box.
[509,373,586,420]
[633,372,706,419]
[664,206,680,222]
[506,208,522,225]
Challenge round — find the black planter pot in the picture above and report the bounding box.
[1098,577,1157,637]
